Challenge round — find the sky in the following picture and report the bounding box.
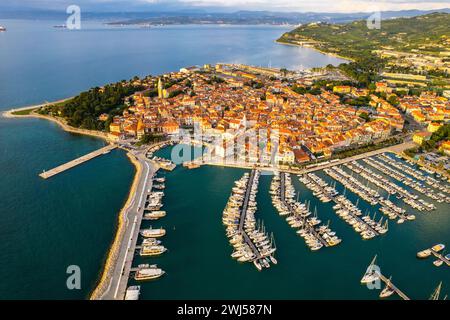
[0,0,449,13]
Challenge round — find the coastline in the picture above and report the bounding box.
[3,100,141,300]
[275,39,355,62]
[3,106,113,143]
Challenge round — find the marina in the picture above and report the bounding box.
[114,144,450,300]
[417,244,450,267]
[39,144,117,179]
[222,170,278,270]
[299,172,384,240]
[270,172,342,250]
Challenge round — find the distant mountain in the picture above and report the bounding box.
[1,8,449,25]
[278,12,450,60]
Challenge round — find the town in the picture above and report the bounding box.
[91,63,449,170]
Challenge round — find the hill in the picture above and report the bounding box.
[278,12,450,60]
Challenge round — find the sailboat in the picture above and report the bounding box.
[379,276,395,298]
[379,220,388,234]
[269,232,278,264]
[361,255,379,284]
[429,282,442,300]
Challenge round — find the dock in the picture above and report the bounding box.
[238,169,262,260]
[280,173,329,247]
[39,144,117,179]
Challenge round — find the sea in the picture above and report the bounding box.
[0,19,447,300]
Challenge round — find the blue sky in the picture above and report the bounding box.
[1,0,449,12]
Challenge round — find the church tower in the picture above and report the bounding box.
[158,78,164,99]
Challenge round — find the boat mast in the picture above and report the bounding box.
[429,282,442,300]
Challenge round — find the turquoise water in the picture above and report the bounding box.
[130,146,449,299]
[0,20,346,299]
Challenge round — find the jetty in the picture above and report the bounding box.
[39,144,117,179]
[279,173,331,248]
[238,170,262,260]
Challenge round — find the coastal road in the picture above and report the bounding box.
[98,150,157,300]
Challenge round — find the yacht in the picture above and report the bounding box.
[140,245,167,256]
[144,210,166,220]
[0,26,6,32]
[140,227,166,238]
[134,265,165,281]
[142,238,161,246]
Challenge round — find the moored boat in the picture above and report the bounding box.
[140,227,166,238]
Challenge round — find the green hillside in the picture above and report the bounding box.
[278,12,450,60]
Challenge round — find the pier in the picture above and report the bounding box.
[238,169,262,260]
[39,144,117,179]
[280,173,329,247]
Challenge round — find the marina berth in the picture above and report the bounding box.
[222,170,277,270]
[344,160,432,214]
[300,172,383,239]
[271,172,342,250]
[333,163,415,221]
[363,157,445,205]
